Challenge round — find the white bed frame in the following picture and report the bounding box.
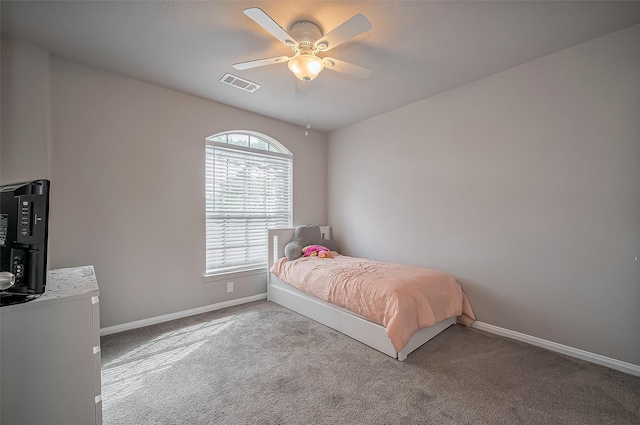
[267,227,456,361]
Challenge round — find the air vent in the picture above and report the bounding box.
[219,73,260,93]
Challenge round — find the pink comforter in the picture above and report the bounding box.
[270,254,475,352]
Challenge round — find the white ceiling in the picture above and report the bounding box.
[2,1,640,132]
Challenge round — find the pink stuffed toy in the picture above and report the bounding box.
[302,245,333,258]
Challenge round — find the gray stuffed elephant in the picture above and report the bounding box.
[284,225,339,260]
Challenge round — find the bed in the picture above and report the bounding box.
[267,226,475,361]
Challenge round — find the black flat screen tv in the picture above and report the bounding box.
[0,179,50,306]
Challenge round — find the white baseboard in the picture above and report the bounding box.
[472,321,640,377]
[100,293,267,336]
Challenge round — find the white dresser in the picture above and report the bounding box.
[0,266,102,425]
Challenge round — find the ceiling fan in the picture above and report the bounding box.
[233,8,373,82]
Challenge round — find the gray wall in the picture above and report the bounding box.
[0,37,50,184]
[328,25,640,365]
[1,37,329,328]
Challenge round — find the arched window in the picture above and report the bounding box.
[205,131,292,275]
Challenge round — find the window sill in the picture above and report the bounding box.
[202,266,267,283]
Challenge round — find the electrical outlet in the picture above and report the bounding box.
[226,282,234,293]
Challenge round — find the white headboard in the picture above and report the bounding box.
[267,226,333,269]
[319,226,331,240]
[267,226,333,300]
[267,227,295,270]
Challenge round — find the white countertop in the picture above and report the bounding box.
[45,265,99,300]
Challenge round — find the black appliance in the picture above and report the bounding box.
[0,179,50,306]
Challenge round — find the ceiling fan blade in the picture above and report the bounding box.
[315,14,371,52]
[233,56,290,70]
[244,8,297,47]
[322,57,372,80]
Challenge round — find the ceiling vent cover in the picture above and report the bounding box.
[220,73,260,93]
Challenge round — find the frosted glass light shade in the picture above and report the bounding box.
[288,53,324,81]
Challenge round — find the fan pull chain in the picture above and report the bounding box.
[305,82,311,136]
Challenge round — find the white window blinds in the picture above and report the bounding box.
[205,136,292,275]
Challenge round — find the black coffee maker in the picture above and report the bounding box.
[0,179,50,306]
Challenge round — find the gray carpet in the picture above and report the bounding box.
[101,300,640,425]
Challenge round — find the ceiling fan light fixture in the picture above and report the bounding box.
[288,52,325,81]
[236,8,373,82]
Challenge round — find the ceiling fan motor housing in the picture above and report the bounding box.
[289,21,323,50]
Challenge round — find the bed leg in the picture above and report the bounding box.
[397,351,407,361]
